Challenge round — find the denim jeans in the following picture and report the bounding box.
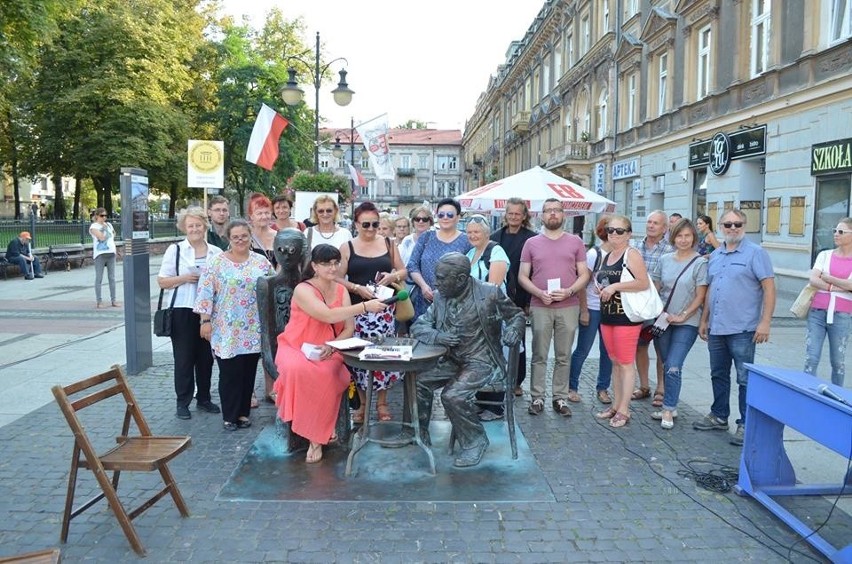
[568,308,612,391]
[804,308,850,386]
[655,324,698,411]
[708,332,755,424]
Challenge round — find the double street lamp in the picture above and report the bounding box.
[280,31,354,173]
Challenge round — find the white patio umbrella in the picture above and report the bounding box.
[457,166,616,215]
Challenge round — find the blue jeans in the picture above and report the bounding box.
[655,324,698,411]
[708,332,756,425]
[804,309,850,386]
[568,309,612,391]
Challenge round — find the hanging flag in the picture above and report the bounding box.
[356,114,396,180]
[245,103,289,171]
[347,163,367,188]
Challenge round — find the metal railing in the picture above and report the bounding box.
[0,216,181,249]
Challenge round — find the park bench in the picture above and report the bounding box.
[48,244,86,271]
[0,252,9,280]
[0,250,49,279]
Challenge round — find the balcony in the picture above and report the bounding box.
[510,111,531,133]
[396,168,415,177]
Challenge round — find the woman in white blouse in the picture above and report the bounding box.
[157,207,222,420]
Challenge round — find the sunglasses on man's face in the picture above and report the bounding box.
[606,227,630,235]
[360,221,380,229]
[722,222,744,229]
[437,211,456,219]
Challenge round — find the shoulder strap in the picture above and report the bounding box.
[164,244,181,309]
[481,240,497,270]
[592,245,602,272]
[663,255,701,311]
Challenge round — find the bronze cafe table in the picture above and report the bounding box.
[338,338,446,477]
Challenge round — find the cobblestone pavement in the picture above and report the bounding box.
[0,351,839,563]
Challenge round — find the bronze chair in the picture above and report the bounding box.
[51,365,191,556]
[448,342,520,459]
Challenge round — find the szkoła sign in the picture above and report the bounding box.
[811,138,852,175]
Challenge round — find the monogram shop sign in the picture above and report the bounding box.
[688,124,767,173]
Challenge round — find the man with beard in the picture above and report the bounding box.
[206,196,230,251]
[518,198,590,417]
[410,253,525,467]
[491,197,537,396]
[696,208,775,446]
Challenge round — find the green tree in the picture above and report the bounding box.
[396,120,430,130]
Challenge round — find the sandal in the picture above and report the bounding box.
[609,411,631,428]
[595,407,616,420]
[377,403,392,422]
[596,390,612,404]
[351,406,365,424]
[652,392,664,408]
[567,390,581,403]
[631,387,651,400]
[250,393,259,409]
[306,442,323,464]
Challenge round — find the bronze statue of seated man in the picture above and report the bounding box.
[410,253,525,467]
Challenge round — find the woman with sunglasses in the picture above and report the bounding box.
[804,218,852,386]
[272,193,305,232]
[595,215,651,428]
[195,219,274,431]
[338,201,407,423]
[399,206,432,271]
[465,214,511,420]
[306,195,352,251]
[89,207,119,308]
[407,198,471,320]
[273,244,387,463]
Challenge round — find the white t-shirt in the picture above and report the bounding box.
[307,226,352,251]
[89,222,117,258]
[157,239,222,309]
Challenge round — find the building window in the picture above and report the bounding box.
[418,180,428,194]
[830,0,852,43]
[524,77,532,111]
[581,15,591,55]
[319,157,329,170]
[564,111,572,142]
[751,0,771,76]
[418,154,428,169]
[658,53,668,115]
[383,181,393,196]
[542,54,551,96]
[627,73,636,127]
[597,89,608,138]
[401,155,410,168]
[553,42,562,81]
[625,0,639,18]
[603,1,610,33]
[436,156,457,171]
[815,174,851,260]
[566,32,574,67]
[697,25,712,100]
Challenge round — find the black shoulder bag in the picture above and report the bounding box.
[154,245,181,337]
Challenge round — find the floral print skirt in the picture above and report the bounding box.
[349,309,403,391]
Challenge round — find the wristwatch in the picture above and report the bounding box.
[200,319,211,325]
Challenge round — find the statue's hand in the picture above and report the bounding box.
[435,332,460,347]
[501,328,521,347]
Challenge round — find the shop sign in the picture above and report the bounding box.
[709,132,731,176]
[612,158,640,180]
[593,163,606,194]
[688,124,767,171]
[811,137,852,175]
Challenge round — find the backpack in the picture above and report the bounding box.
[591,245,602,272]
[479,241,498,271]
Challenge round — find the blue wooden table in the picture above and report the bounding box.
[736,364,852,562]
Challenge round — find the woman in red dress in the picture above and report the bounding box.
[273,244,387,463]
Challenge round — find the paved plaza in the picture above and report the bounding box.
[0,256,849,562]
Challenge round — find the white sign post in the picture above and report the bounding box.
[188,140,224,209]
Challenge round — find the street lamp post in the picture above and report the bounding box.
[333,117,369,214]
[280,31,354,173]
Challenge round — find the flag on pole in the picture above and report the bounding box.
[347,163,367,188]
[356,114,396,180]
[245,103,289,170]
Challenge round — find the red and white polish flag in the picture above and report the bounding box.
[347,163,367,187]
[245,103,289,171]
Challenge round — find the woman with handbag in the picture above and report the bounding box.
[649,219,708,429]
[273,244,387,463]
[465,214,511,420]
[157,207,223,420]
[804,218,852,386]
[89,207,119,308]
[595,215,650,428]
[338,201,407,423]
[195,219,274,431]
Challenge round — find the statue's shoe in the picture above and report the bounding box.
[453,438,490,468]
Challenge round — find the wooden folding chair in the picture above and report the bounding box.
[51,364,191,556]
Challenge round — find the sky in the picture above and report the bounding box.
[219,0,545,132]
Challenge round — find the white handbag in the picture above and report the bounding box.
[619,248,664,322]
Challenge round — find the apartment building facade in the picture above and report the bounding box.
[319,127,463,217]
[463,0,852,300]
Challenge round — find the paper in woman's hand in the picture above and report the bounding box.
[326,337,373,350]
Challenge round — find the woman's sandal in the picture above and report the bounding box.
[250,393,259,409]
[631,387,651,400]
[351,406,365,424]
[306,442,323,464]
[595,407,617,420]
[377,403,392,422]
[609,412,631,428]
[652,392,664,408]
